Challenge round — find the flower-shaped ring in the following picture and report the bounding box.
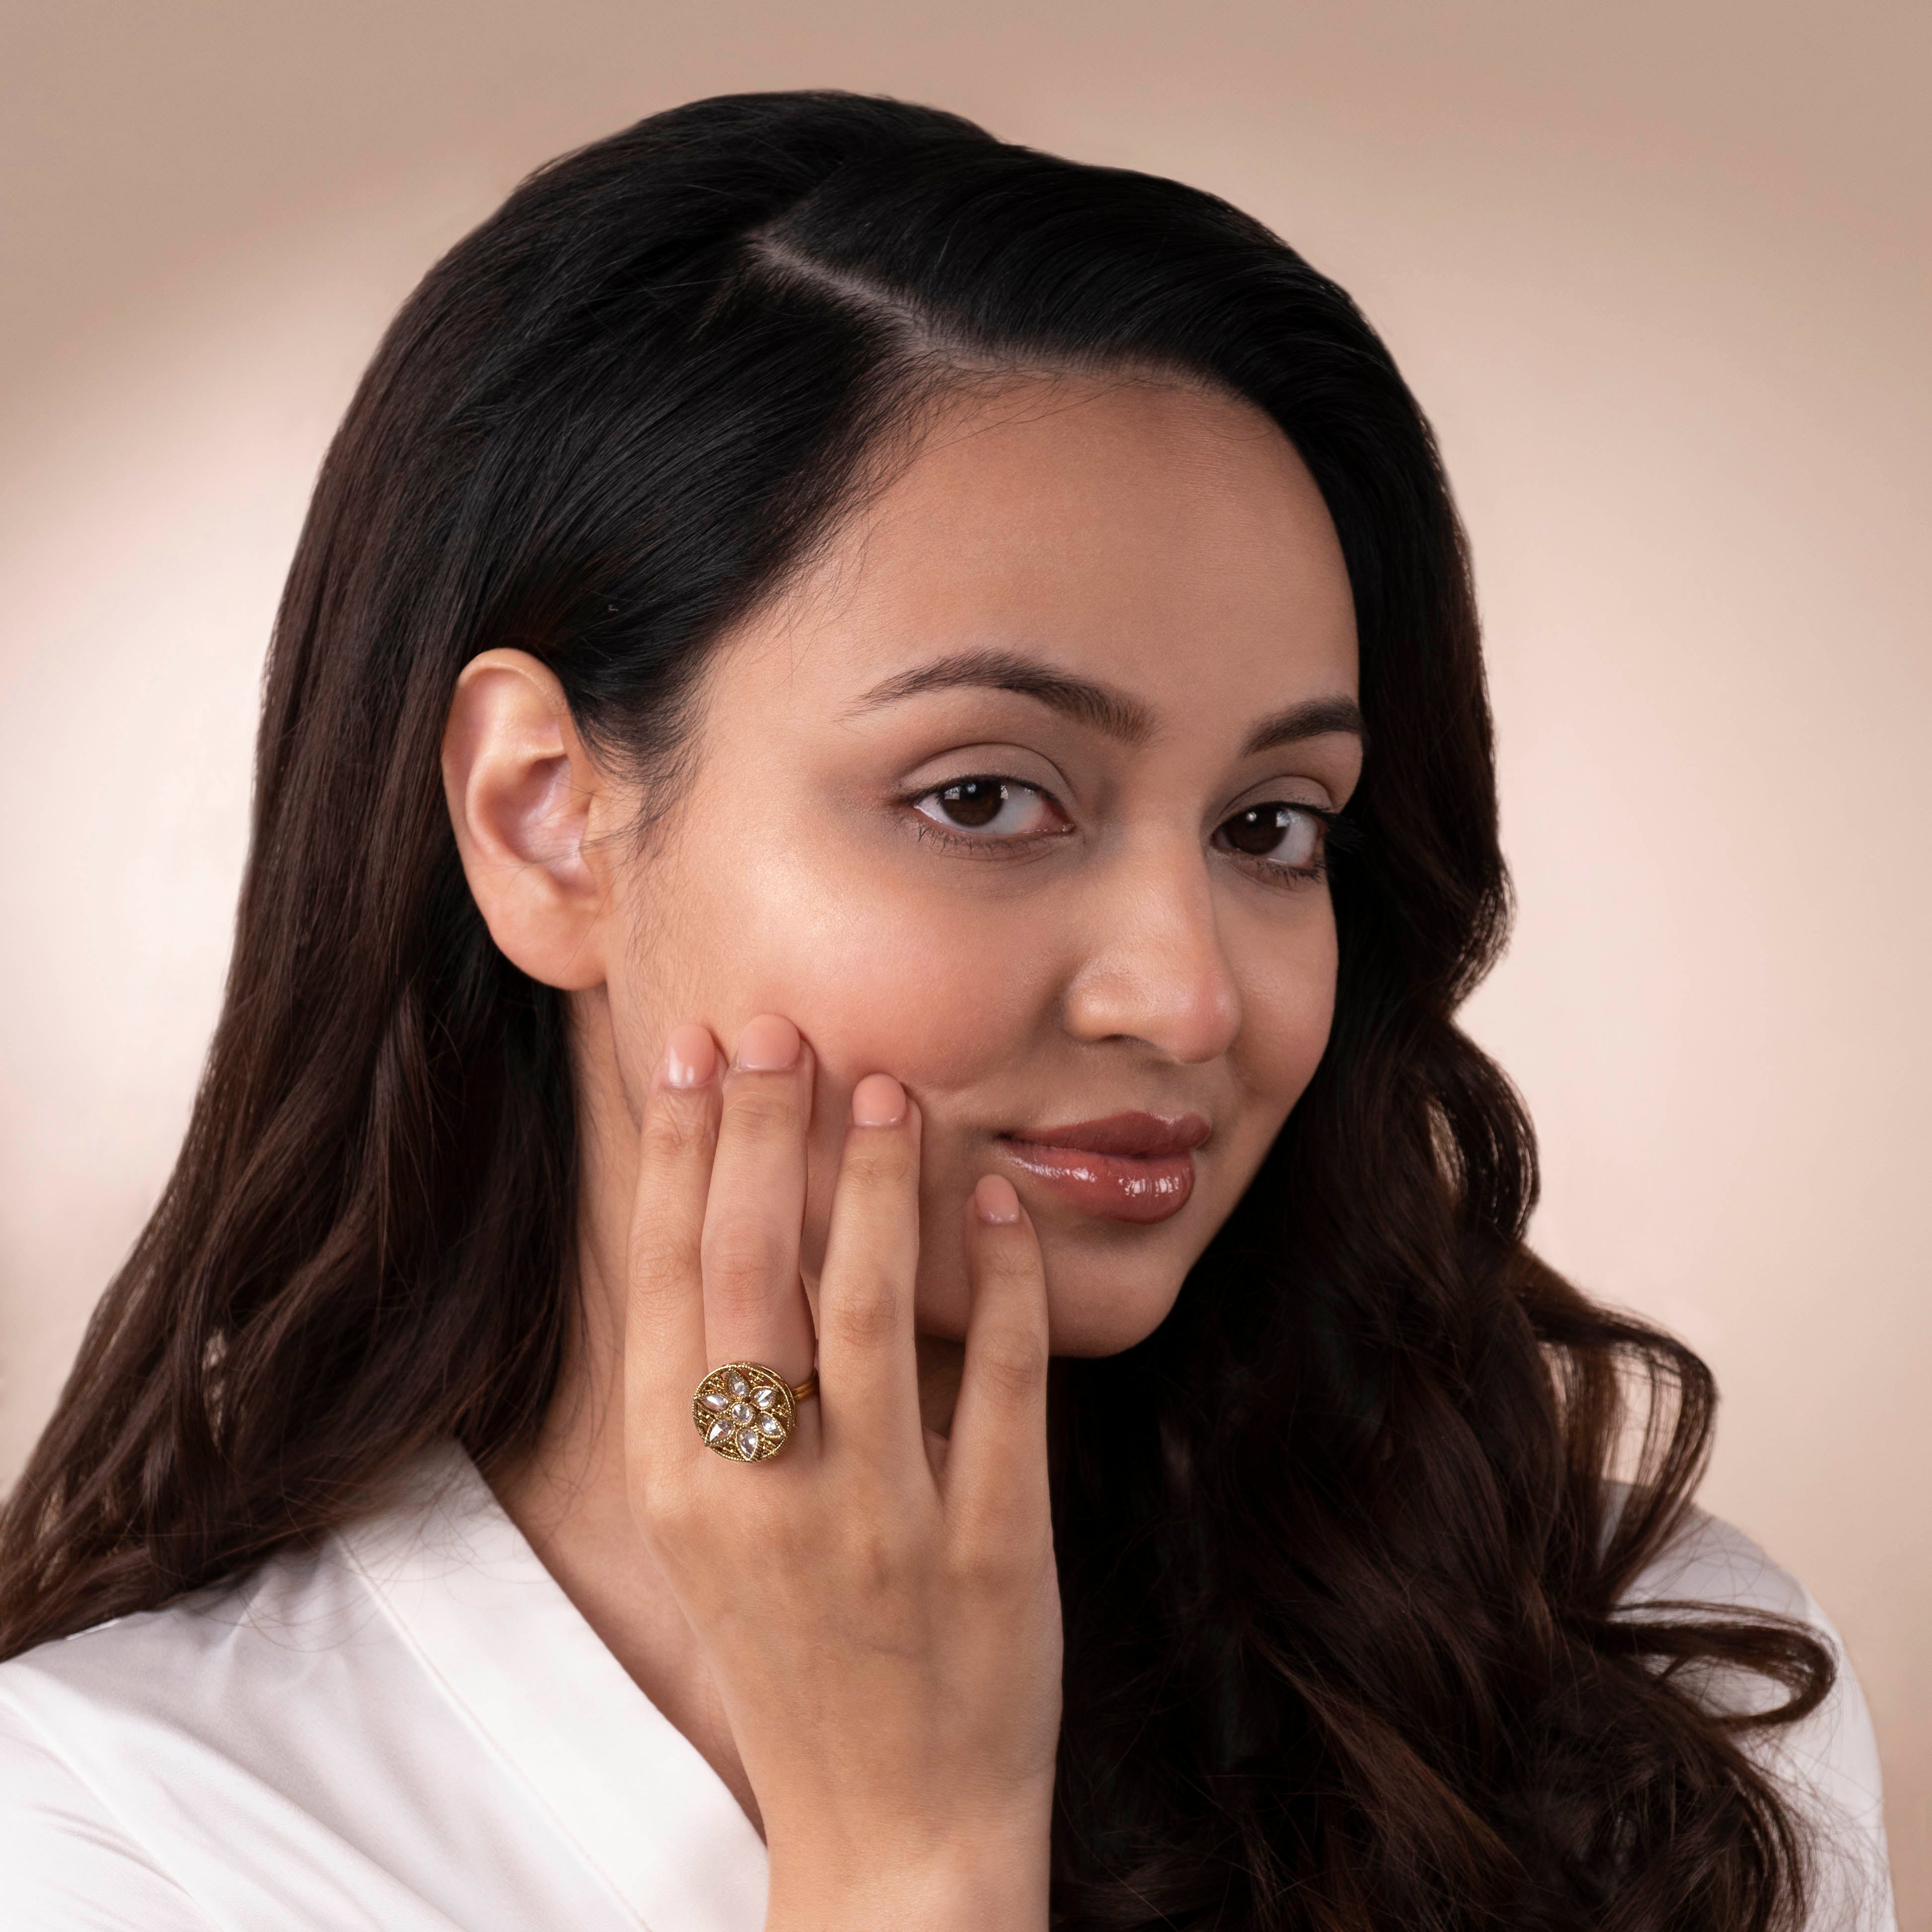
[692,1362,818,1463]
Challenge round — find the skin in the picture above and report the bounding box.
[442,374,1362,1931]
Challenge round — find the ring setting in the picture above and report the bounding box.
[692,1362,817,1462]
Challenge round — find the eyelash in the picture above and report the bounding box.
[899,776,1355,886]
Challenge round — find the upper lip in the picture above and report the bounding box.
[1003,1112,1211,1157]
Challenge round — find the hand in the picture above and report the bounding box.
[621,1015,1061,1932]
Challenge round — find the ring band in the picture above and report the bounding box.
[692,1362,816,1462]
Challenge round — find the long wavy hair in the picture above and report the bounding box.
[0,90,1831,1930]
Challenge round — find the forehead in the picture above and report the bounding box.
[731,374,1358,716]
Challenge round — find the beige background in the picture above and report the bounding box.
[2,0,1926,1913]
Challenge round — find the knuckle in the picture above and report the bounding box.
[642,1094,714,1162]
[627,1231,694,1297]
[832,1507,930,1596]
[823,1277,904,1351]
[944,1532,1025,1600]
[978,1234,1044,1288]
[721,1085,800,1143]
[834,1521,899,1594]
[634,1478,698,1548]
[702,1219,787,1300]
[839,1143,917,1194]
[972,1327,1047,1404]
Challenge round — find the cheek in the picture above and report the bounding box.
[711,853,1039,1095]
[696,857,1044,1294]
[1233,907,1338,1105]
[1207,907,1338,1212]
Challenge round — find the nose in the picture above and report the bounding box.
[1061,833,1242,1064]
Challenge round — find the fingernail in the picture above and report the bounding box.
[663,1024,717,1090]
[736,1014,801,1072]
[851,1073,906,1127]
[973,1174,1021,1225]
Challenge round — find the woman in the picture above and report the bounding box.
[0,89,1893,1931]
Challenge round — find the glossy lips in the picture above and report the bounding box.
[999,1112,1208,1224]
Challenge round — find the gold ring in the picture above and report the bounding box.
[692,1362,817,1462]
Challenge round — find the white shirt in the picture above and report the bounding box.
[0,1444,1895,1930]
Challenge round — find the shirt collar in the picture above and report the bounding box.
[334,1442,769,1932]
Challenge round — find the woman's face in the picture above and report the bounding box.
[603,375,1360,1355]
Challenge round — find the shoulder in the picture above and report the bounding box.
[0,1688,216,1930]
[0,1540,402,1930]
[0,1532,388,1727]
[0,1450,639,1932]
[0,1569,314,1932]
[1619,1494,1810,1624]
[1616,1495,1897,1931]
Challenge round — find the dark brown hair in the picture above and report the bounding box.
[0,90,1833,1930]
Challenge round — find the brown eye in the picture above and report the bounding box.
[911,776,1063,842]
[938,779,1006,828]
[1217,803,1322,869]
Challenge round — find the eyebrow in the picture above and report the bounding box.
[1239,694,1366,756]
[848,647,1365,756]
[849,649,1155,743]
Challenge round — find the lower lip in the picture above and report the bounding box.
[998,1140,1197,1224]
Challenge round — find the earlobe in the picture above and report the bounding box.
[441,649,612,991]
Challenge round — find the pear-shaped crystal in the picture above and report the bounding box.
[707,1420,730,1444]
[759,1414,785,1438]
[736,1429,761,1458]
[702,1390,728,1412]
[727,1372,750,1399]
[754,1385,778,1410]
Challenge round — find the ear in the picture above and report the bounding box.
[441,648,614,991]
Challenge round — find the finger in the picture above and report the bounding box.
[943,1175,1051,1538]
[623,1023,722,1476]
[700,1015,818,1392]
[814,1073,924,1465]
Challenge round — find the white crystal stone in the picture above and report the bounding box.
[754,1385,778,1409]
[729,1400,754,1425]
[702,1391,728,1412]
[707,1420,730,1444]
[736,1429,761,1457]
[727,1372,749,1398]
[759,1414,785,1438]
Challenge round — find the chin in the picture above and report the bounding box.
[904,1213,1199,1359]
[1041,1268,1188,1359]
